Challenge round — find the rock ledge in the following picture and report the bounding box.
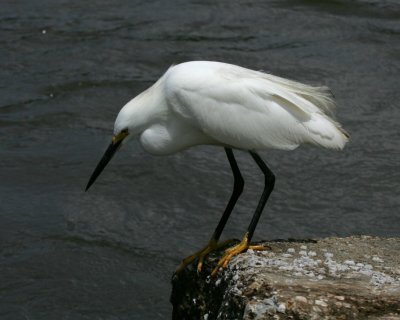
[171,236,400,320]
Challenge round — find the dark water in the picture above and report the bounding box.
[1,0,399,318]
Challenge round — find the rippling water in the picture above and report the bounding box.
[1,0,399,318]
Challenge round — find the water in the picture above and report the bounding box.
[1,0,399,318]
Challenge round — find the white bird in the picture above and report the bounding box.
[86,61,349,276]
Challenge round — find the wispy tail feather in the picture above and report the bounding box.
[258,72,349,150]
[260,72,337,117]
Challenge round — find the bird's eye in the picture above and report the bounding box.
[121,128,129,135]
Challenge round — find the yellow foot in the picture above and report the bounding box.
[211,233,269,277]
[176,238,235,274]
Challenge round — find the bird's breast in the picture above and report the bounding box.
[139,120,218,156]
[139,124,176,155]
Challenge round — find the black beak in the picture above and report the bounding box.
[85,138,124,191]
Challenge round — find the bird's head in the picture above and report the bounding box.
[86,83,164,191]
[85,91,158,191]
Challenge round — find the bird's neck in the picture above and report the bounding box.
[128,82,167,133]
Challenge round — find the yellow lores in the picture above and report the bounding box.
[112,128,129,145]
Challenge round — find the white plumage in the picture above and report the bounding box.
[86,61,349,275]
[114,61,349,155]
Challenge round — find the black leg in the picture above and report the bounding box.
[247,151,275,241]
[210,151,276,276]
[211,147,244,241]
[175,147,244,273]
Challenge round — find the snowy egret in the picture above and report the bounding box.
[86,61,349,276]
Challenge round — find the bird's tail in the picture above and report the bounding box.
[260,72,349,150]
[304,113,349,150]
[262,72,337,117]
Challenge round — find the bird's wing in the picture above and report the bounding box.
[165,64,348,150]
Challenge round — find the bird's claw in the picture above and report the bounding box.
[176,238,236,274]
[211,233,269,277]
[176,234,269,277]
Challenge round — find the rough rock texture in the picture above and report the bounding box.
[171,236,400,320]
